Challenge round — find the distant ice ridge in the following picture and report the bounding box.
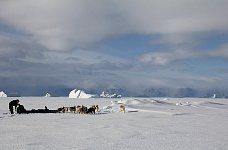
[100,91,122,98]
[69,89,96,98]
[0,91,7,97]
[69,89,122,98]
[44,93,51,97]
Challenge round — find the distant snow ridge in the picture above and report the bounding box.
[100,91,122,98]
[69,89,95,98]
[0,91,7,97]
[45,93,51,97]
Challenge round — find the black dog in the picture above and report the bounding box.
[86,107,95,114]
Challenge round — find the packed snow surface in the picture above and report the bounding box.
[1,97,228,150]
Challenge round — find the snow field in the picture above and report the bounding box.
[0,97,228,150]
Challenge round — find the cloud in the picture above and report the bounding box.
[0,0,228,50]
[139,42,228,65]
[0,34,134,92]
[0,34,43,58]
[0,0,228,95]
[0,0,128,50]
[210,43,228,58]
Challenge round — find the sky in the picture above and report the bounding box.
[0,0,228,96]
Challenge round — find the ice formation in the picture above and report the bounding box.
[44,93,51,97]
[0,91,7,97]
[100,91,121,98]
[69,89,95,98]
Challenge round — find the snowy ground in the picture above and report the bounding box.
[0,97,228,150]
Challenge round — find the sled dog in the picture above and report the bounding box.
[69,106,76,113]
[119,105,125,113]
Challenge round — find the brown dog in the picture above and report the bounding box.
[119,105,125,113]
[69,106,77,113]
[76,105,81,114]
[77,105,87,114]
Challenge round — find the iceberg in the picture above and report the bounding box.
[213,93,216,98]
[69,89,95,98]
[0,91,7,97]
[45,93,51,97]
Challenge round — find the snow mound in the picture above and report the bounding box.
[125,98,173,106]
[69,89,95,98]
[192,101,224,106]
[0,91,7,97]
[175,102,191,106]
[101,98,180,115]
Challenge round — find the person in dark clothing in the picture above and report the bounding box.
[9,99,19,114]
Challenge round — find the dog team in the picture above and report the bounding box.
[57,105,99,114]
[57,104,126,114]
